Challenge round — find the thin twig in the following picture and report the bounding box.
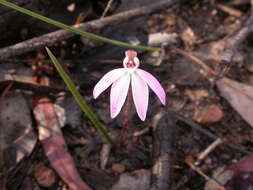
[0,80,66,95]
[0,0,179,59]
[100,143,112,169]
[133,127,150,137]
[101,0,114,18]
[195,138,223,165]
[173,113,251,155]
[217,3,243,17]
[221,7,253,62]
[186,161,225,190]
[172,47,215,77]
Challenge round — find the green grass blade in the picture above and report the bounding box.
[0,0,159,51]
[46,47,114,145]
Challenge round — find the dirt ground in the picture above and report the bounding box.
[1,0,253,190]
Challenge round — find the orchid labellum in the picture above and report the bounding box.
[93,50,166,121]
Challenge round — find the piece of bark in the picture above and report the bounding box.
[0,0,180,59]
[33,97,92,190]
[0,80,66,95]
[0,92,36,169]
[151,111,174,190]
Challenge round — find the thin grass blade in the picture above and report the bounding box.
[0,0,159,51]
[46,47,114,145]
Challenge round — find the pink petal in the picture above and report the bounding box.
[131,73,149,121]
[137,69,166,105]
[93,68,126,99]
[110,73,130,118]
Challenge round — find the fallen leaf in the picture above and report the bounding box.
[33,97,92,190]
[0,92,36,169]
[216,77,253,127]
[226,156,253,190]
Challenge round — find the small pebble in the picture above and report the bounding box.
[195,104,224,125]
[167,15,176,26]
[112,163,126,174]
[34,164,57,188]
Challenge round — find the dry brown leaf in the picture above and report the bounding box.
[225,156,253,190]
[217,77,253,127]
[0,92,36,169]
[33,97,92,190]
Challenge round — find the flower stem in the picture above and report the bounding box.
[119,90,132,146]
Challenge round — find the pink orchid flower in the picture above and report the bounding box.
[93,50,166,121]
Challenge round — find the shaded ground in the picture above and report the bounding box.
[1,0,253,190]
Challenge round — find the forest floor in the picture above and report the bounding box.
[1,0,253,190]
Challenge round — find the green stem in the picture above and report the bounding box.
[0,0,160,51]
[46,47,114,145]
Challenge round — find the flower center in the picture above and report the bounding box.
[123,50,140,71]
[126,60,136,68]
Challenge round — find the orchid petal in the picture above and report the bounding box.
[93,68,126,99]
[110,73,130,118]
[131,73,149,121]
[137,69,166,105]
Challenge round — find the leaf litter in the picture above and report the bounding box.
[2,0,253,190]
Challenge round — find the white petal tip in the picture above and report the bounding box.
[137,111,146,121]
[110,111,119,119]
[93,91,98,99]
[140,116,146,121]
[110,112,115,119]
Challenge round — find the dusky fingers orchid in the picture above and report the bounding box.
[93,50,166,121]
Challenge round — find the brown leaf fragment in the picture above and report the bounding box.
[226,156,253,190]
[216,77,253,128]
[33,97,92,190]
[0,92,36,169]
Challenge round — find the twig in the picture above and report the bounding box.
[173,113,251,155]
[228,0,251,6]
[100,143,112,169]
[151,111,174,190]
[195,138,223,165]
[186,161,225,190]
[172,47,214,78]
[0,0,179,59]
[133,127,150,137]
[221,8,253,62]
[217,3,243,17]
[0,80,66,95]
[101,0,114,18]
